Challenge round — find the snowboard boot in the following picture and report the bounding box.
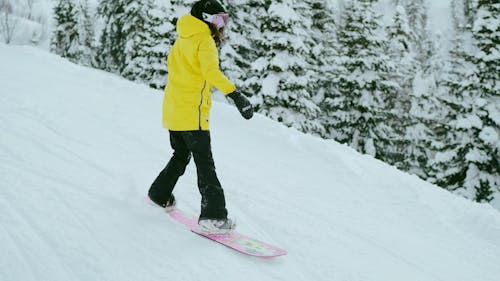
[148,194,176,212]
[164,195,176,212]
[198,218,236,235]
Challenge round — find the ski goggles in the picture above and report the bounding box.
[202,12,230,29]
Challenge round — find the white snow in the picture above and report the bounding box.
[1,44,500,281]
[455,114,483,129]
[268,3,298,24]
[479,126,500,147]
[261,73,280,97]
[465,147,489,163]
[474,5,500,32]
[432,150,456,164]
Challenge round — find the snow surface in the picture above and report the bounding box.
[1,44,500,281]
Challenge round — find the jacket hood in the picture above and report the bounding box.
[177,14,211,38]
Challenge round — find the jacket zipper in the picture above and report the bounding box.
[198,81,207,130]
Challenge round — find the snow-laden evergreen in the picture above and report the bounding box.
[467,0,499,202]
[220,0,264,97]
[307,0,338,138]
[402,0,433,68]
[121,0,172,89]
[429,0,499,204]
[51,0,96,67]
[51,0,79,60]
[464,0,479,28]
[431,29,484,198]
[383,5,417,172]
[328,0,399,158]
[76,0,96,67]
[451,0,468,30]
[248,0,323,136]
[96,0,128,74]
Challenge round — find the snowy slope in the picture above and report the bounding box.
[1,44,500,281]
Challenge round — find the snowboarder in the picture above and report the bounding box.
[148,0,253,235]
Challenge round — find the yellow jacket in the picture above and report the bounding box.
[162,14,236,131]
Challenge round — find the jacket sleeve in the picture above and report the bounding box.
[198,35,236,95]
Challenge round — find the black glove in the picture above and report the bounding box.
[227,91,254,120]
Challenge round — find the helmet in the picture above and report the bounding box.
[191,0,229,29]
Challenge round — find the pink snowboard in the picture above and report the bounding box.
[168,209,287,258]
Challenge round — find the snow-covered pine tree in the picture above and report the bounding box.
[97,0,172,88]
[295,0,337,128]
[220,0,266,97]
[51,0,79,61]
[450,0,480,32]
[386,5,416,105]
[464,0,479,29]
[247,0,323,136]
[405,44,445,179]
[145,1,177,89]
[429,29,479,195]
[121,0,152,84]
[452,0,467,30]
[402,0,434,70]
[76,0,96,67]
[327,0,399,158]
[307,0,337,66]
[121,0,171,89]
[96,0,128,74]
[468,0,499,202]
[383,4,419,171]
[430,0,499,204]
[303,0,338,139]
[391,0,443,178]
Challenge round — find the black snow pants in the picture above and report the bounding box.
[148,131,228,220]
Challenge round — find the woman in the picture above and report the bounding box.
[148,0,253,235]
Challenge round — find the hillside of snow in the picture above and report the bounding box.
[1,44,500,281]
